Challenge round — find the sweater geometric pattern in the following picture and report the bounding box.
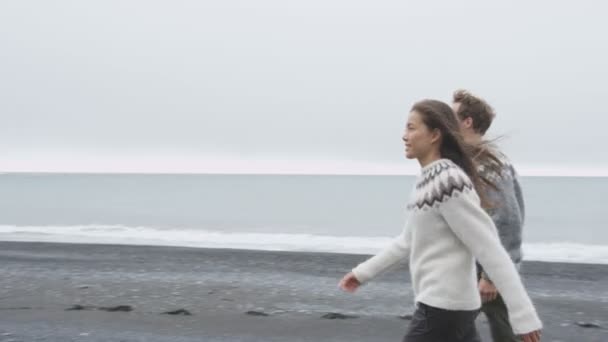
[408,160,474,211]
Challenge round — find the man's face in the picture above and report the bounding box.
[452,101,479,142]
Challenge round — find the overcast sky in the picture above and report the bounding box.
[1,1,607,175]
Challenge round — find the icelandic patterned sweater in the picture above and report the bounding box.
[351,159,542,335]
[476,147,525,277]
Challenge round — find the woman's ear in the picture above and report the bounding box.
[430,128,442,145]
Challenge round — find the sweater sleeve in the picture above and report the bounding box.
[477,168,525,279]
[438,188,542,335]
[513,169,526,223]
[351,223,412,284]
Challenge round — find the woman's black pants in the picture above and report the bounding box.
[403,302,482,342]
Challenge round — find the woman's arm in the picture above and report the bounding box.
[439,188,542,335]
[350,224,412,284]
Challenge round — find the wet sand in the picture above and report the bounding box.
[0,242,606,341]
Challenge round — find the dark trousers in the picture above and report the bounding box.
[481,295,519,342]
[403,303,481,342]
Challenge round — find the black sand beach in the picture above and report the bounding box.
[0,241,606,341]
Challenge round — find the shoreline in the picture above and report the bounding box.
[1,236,607,265]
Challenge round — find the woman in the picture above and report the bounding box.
[338,100,542,342]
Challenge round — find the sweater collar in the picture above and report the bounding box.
[421,158,452,174]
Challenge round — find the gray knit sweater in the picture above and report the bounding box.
[477,148,525,277]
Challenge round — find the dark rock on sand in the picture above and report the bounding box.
[67,304,133,312]
[65,305,95,311]
[576,322,603,329]
[99,305,133,312]
[246,310,269,317]
[162,309,192,316]
[321,312,358,320]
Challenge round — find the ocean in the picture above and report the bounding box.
[1,173,606,264]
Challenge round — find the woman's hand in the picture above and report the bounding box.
[338,272,361,293]
[520,330,542,342]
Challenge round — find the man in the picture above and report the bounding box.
[452,90,526,342]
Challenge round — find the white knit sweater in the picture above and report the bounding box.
[352,159,542,334]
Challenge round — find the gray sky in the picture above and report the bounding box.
[1,0,607,175]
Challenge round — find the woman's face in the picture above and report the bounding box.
[402,111,438,160]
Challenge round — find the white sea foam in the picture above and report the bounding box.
[1,224,607,264]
